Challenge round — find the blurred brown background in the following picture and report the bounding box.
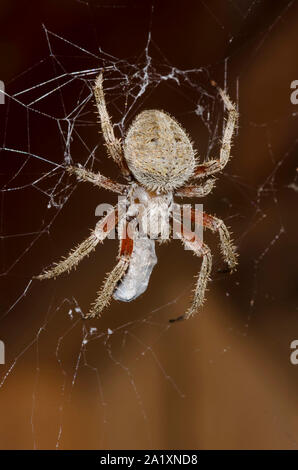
[0,0,298,450]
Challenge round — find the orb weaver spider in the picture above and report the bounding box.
[36,73,238,321]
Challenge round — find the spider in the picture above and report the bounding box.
[36,73,238,321]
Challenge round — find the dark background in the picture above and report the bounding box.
[0,0,298,450]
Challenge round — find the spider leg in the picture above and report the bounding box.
[66,165,128,194]
[173,206,238,271]
[94,73,130,177]
[174,225,212,320]
[85,221,135,319]
[35,207,118,280]
[175,178,215,198]
[202,211,238,270]
[193,86,238,179]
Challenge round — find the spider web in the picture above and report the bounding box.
[0,0,298,450]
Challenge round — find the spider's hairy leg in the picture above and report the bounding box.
[193,86,238,179]
[202,212,238,271]
[175,178,216,198]
[173,205,238,271]
[35,208,118,280]
[175,226,212,320]
[94,72,130,177]
[85,221,135,319]
[66,165,128,194]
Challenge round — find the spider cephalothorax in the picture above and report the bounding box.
[36,73,238,321]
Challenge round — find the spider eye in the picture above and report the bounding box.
[175,137,181,142]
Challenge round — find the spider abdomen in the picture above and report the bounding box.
[124,109,196,192]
